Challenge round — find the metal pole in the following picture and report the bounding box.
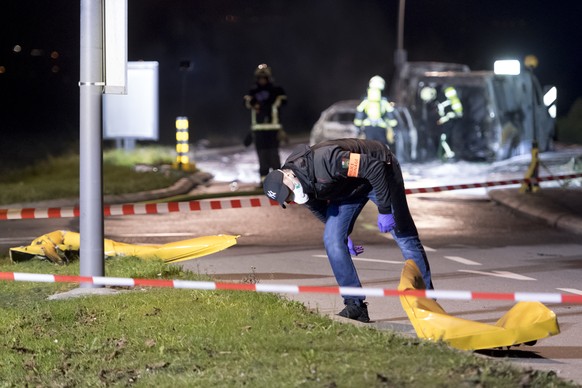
[529,67,537,143]
[394,0,407,68]
[392,0,407,103]
[397,0,405,52]
[79,0,105,285]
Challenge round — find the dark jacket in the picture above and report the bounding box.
[282,139,394,221]
[245,82,287,123]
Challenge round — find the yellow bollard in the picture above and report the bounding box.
[520,140,540,193]
[173,116,194,171]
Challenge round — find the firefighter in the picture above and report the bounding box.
[354,75,399,146]
[262,138,433,322]
[420,85,463,160]
[436,85,463,126]
[243,64,288,185]
[438,85,463,160]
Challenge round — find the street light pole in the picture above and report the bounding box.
[79,0,105,284]
[394,0,407,68]
[393,0,407,103]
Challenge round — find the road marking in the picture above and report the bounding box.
[556,288,582,295]
[108,233,195,238]
[312,255,402,264]
[444,256,481,266]
[360,223,436,252]
[312,254,329,259]
[377,233,436,252]
[458,269,536,281]
[353,257,403,264]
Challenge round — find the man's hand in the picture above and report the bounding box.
[347,237,364,256]
[377,213,396,233]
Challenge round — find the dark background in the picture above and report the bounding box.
[1,0,581,168]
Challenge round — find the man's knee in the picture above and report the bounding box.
[323,234,346,256]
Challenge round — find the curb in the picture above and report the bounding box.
[3,171,213,209]
[488,188,582,236]
[103,171,213,204]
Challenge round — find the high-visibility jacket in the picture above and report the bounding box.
[243,82,287,131]
[354,91,398,129]
[437,86,463,124]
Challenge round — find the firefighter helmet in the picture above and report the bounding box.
[368,75,385,90]
[524,55,538,69]
[420,86,437,102]
[254,63,272,79]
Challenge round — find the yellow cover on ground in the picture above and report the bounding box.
[9,230,238,265]
[398,260,560,350]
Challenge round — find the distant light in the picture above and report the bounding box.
[494,60,521,75]
[51,65,60,73]
[543,86,557,106]
[548,105,556,119]
[30,48,44,56]
[0,66,5,74]
[50,51,60,59]
[13,45,22,53]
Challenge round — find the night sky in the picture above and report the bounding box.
[1,0,581,168]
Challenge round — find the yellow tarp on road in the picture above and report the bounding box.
[398,260,560,350]
[9,230,238,265]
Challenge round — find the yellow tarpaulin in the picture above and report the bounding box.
[398,260,560,350]
[9,230,238,265]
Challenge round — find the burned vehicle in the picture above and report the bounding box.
[309,99,418,162]
[309,100,360,145]
[390,61,557,162]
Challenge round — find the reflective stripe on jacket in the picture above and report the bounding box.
[437,86,463,123]
[354,97,398,128]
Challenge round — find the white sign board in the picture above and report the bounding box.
[104,0,127,94]
[103,61,159,140]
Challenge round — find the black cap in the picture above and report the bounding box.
[263,170,290,208]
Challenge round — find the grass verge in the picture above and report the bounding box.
[0,256,574,387]
[0,146,187,206]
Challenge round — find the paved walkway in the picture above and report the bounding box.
[488,187,582,236]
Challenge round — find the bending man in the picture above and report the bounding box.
[263,138,433,323]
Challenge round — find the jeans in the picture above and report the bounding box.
[322,159,433,305]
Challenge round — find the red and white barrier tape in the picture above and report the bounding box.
[405,173,582,194]
[1,271,582,304]
[0,196,276,221]
[1,173,581,221]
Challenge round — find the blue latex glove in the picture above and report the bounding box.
[377,213,396,233]
[347,237,364,256]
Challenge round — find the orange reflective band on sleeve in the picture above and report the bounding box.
[347,153,360,177]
